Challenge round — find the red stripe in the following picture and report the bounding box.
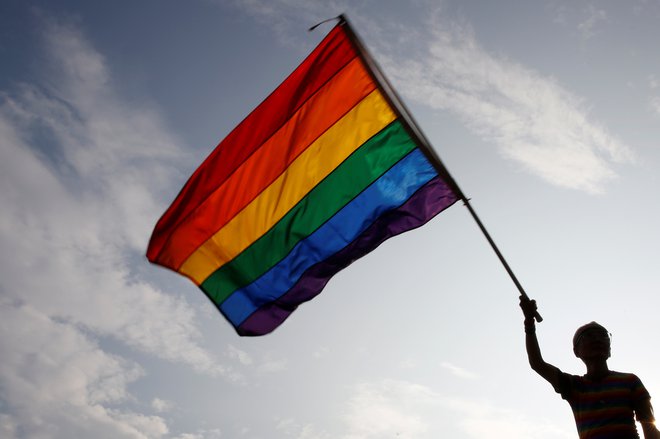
[155,59,375,270]
[147,26,356,263]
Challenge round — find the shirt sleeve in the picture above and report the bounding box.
[632,375,654,423]
[553,369,574,401]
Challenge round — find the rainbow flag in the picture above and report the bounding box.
[147,20,460,336]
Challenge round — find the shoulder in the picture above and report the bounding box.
[608,371,643,383]
[608,371,650,396]
[555,370,580,399]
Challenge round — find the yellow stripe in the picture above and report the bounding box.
[179,89,396,284]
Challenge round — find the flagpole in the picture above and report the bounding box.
[336,14,542,322]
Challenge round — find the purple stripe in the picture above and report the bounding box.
[236,176,458,336]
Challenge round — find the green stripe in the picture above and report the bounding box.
[201,120,416,304]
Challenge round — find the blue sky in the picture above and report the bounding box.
[2,1,660,438]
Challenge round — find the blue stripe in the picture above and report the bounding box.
[220,148,437,326]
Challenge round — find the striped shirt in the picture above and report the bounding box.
[555,371,653,438]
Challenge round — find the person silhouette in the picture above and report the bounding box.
[520,296,659,439]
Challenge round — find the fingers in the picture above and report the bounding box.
[519,295,538,318]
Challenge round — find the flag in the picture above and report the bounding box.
[147,19,460,336]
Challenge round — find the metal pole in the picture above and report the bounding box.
[338,14,542,322]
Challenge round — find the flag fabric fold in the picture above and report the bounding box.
[147,20,460,335]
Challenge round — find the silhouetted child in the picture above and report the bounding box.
[520,296,659,439]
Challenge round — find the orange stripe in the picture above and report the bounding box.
[157,58,376,270]
[178,90,396,284]
[147,26,355,264]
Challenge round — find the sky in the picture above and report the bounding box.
[1,0,660,438]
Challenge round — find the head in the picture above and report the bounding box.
[572,322,611,361]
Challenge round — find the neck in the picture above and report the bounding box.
[584,360,609,379]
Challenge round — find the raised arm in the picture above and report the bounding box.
[519,296,560,389]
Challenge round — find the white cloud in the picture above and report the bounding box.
[227,344,254,365]
[0,301,169,439]
[224,345,291,375]
[227,0,353,46]
[257,355,289,374]
[440,361,479,380]
[577,4,607,40]
[0,414,18,439]
[377,17,634,193]
[649,76,660,117]
[0,12,239,438]
[151,398,175,413]
[342,380,433,439]
[0,14,232,375]
[276,418,332,439]
[0,13,233,373]
[313,346,330,359]
[550,2,609,40]
[339,379,571,439]
[226,2,633,194]
[445,397,573,439]
[651,96,660,117]
[111,411,169,438]
[172,429,222,439]
[398,358,418,369]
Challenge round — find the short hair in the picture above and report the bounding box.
[573,321,609,348]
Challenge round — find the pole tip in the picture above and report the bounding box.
[308,14,344,32]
